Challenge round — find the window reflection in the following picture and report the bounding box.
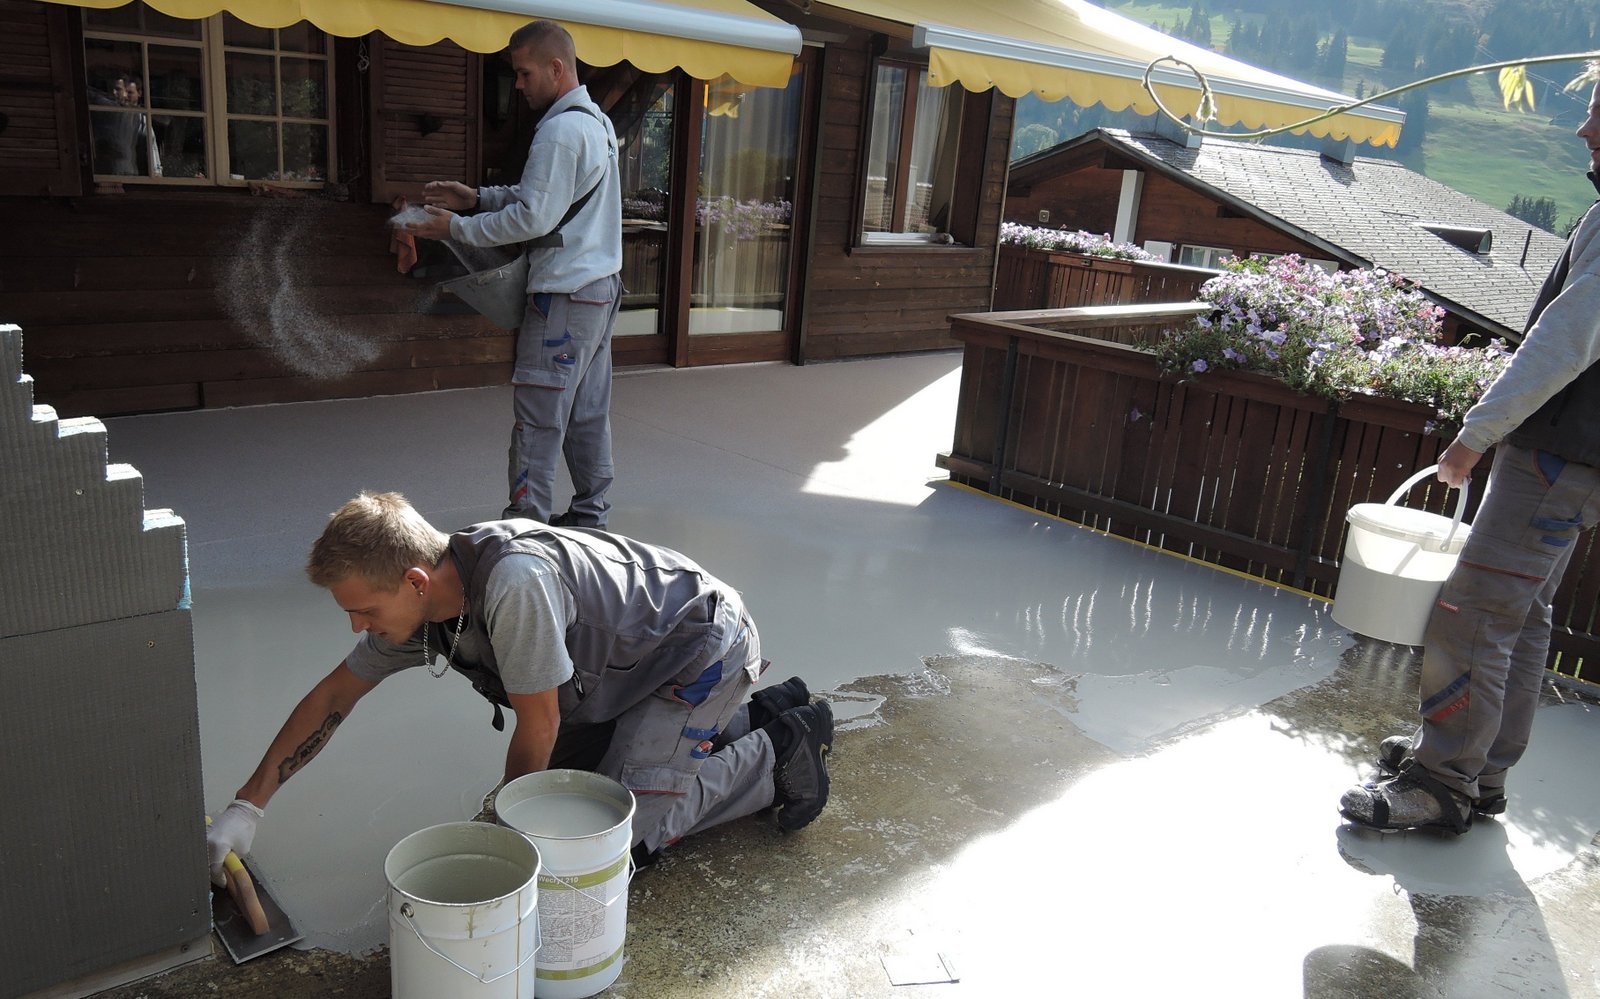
[862,63,964,239]
[690,72,803,335]
[82,3,330,186]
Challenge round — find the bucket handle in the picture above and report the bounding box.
[1384,464,1469,549]
[399,901,541,984]
[543,852,637,909]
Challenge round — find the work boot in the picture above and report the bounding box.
[765,700,833,832]
[749,675,810,730]
[1374,735,1507,816]
[1340,761,1473,834]
[711,674,808,751]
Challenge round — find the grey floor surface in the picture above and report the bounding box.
[74,352,1600,998]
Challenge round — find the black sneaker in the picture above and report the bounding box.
[767,701,833,832]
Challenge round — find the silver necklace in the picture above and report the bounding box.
[422,597,467,678]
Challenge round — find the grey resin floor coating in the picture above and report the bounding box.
[91,352,1600,998]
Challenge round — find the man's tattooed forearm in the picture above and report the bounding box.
[277,711,343,784]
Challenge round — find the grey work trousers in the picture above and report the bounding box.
[506,273,620,526]
[593,611,775,853]
[1413,443,1600,798]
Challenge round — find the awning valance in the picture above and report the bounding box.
[817,0,1404,147]
[45,0,803,88]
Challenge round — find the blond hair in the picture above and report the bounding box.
[306,492,449,590]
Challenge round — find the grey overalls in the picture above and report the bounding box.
[433,522,777,851]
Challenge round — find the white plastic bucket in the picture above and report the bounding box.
[497,769,636,999]
[1331,465,1471,646]
[386,821,542,998]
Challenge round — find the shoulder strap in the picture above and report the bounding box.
[524,104,612,249]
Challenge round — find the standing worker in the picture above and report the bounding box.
[408,20,621,528]
[1340,76,1600,833]
[203,492,833,885]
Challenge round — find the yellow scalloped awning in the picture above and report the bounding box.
[815,0,1404,147]
[44,0,803,88]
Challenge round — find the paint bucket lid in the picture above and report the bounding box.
[1346,503,1470,554]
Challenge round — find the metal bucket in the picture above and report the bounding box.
[440,253,529,330]
[497,769,636,999]
[1331,465,1471,646]
[385,821,542,998]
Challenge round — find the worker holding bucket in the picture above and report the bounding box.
[205,492,833,891]
[1340,78,1600,834]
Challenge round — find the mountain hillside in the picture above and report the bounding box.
[1014,0,1599,233]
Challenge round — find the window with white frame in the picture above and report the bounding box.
[860,61,964,244]
[1177,243,1233,269]
[83,3,332,186]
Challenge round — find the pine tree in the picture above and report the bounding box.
[1322,29,1349,84]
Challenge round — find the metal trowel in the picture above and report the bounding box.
[206,815,303,963]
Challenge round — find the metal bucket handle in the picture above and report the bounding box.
[543,851,637,908]
[1385,464,1469,549]
[399,901,541,984]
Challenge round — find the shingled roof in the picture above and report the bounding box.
[1017,128,1580,340]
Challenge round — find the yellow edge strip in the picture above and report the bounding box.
[927,48,1401,148]
[938,479,1331,603]
[44,0,797,88]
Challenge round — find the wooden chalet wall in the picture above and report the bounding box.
[1008,161,1324,259]
[4,195,509,415]
[0,0,82,197]
[1132,172,1325,257]
[0,5,509,418]
[799,39,1013,361]
[1006,164,1119,235]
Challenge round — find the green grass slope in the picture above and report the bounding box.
[1065,1,1599,232]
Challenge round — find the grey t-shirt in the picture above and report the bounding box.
[343,554,575,695]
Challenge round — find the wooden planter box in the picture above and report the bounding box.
[992,244,1215,314]
[938,306,1600,680]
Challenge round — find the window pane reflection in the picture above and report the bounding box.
[228,119,279,179]
[862,64,905,234]
[149,45,204,112]
[86,4,199,39]
[690,71,803,335]
[222,12,274,49]
[278,21,326,54]
[157,115,209,180]
[616,82,674,338]
[282,123,327,182]
[226,53,277,115]
[281,59,327,118]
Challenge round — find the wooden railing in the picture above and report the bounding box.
[937,305,1600,681]
[992,245,1217,312]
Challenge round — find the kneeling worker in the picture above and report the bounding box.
[204,492,832,884]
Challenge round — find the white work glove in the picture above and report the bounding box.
[206,799,265,888]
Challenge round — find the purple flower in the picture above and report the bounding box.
[1190,358,1209,373]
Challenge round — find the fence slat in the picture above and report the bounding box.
[941,308,1600,677]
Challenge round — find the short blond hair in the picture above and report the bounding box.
[306,492,449,590]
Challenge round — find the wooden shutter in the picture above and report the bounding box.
[0,1,83,197]
[369,33,479,204]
